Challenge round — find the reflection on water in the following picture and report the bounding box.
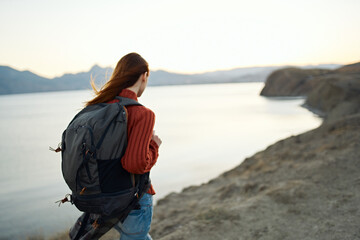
[0,83,321,239]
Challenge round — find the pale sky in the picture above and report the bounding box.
[0,0,359,78]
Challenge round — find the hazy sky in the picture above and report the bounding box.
[0,0,359,78]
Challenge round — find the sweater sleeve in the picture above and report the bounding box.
[121,107,159,174]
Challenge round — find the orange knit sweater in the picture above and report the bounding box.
[108,89,158,195]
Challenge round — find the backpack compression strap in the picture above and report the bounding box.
[115,96,143,190]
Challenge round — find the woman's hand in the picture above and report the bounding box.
[152,130,162,147]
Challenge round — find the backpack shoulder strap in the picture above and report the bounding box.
[115,96,142,107]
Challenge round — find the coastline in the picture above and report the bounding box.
[300,103,326,118]
[1,83,320,240]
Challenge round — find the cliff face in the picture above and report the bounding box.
[259,68,332,96]
[260,62,360,121]
[305,73,360,119]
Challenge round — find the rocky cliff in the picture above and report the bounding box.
[260,62,360,97]
[305,72,360,119]
[259,68,332,96]
[261,62,360,121]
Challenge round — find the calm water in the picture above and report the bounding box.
[0,83,321,239]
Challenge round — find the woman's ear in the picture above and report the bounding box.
[142,72,148,82]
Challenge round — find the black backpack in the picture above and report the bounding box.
[55,96,151,238]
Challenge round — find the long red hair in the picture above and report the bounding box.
[86,53,149,106]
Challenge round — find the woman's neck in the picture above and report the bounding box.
[126,84,140,97]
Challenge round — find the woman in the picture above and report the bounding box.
[86,52,162,240]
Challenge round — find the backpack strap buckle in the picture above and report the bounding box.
[83,144,96,159]
[55,194,72,207]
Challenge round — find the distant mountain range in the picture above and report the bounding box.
[0,63,341,95]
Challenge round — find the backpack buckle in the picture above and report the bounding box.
[55,194,72,207]
[83,144,96,159]
[85,149,93,156]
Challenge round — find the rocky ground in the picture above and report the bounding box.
[149,113,360,240]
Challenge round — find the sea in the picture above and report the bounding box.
[0,82,321,239]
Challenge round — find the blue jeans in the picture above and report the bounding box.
[114,193,153,240]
